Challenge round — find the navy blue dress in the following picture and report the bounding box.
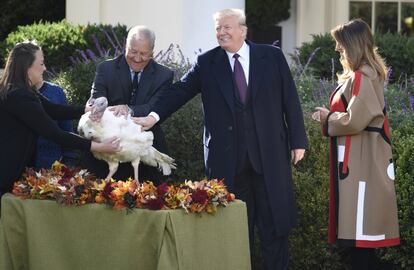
[36,81,77,169]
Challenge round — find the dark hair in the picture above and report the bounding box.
[0,41,41,100]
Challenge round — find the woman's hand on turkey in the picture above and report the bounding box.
[91,137,121,153]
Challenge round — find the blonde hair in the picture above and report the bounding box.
[213,8,246,26]
[331,19,387,83]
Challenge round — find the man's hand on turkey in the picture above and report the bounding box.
[108,104,132,118]
[78,97,176,182]
[133,116,157,131]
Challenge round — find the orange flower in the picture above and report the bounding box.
[206,203,216,214]
[95,194,105,203]
[51,160,63,172]
[227,193,236,201]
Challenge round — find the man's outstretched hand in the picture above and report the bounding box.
[108,105,132,118]
[133,115,157,130]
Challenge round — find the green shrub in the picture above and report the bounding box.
[295,32,414,81]
[293,72,335,113]
[293,33,339,80]
[0,0,65,66]
[0,0,64,41]
[82,23,127,51]
[289,117,345,270]
[2,21,128,72]
[384,79,414,128]
[52,61,97,106]
[71,23,128,64]
[375,33,414,81]
[377,128,414,269]
[246,0,290,29]
[162,96,205,182]
[155,44,194,82]
[3,20,86,72]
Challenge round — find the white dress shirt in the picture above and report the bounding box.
[225,41,250,85]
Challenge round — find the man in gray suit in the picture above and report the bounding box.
[82,25,174,183]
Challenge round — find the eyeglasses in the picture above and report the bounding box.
[127,49,153,61]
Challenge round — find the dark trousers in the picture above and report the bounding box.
[234,156,289,270]
[350,248,379,270]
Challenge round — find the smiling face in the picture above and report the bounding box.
[215,15,247,53]
[125,38,153,72]
[27,49,46,87]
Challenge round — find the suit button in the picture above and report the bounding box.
[228,126,233,131]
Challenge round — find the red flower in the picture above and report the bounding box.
[191,189,208,204]
[102,182,113,200]
[157,182,169,196]
[146,198,164,210]
[57,178,70,186]
[62,166,75,179]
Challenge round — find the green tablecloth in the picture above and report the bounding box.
[0,194,250,270]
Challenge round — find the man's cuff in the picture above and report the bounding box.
[149,112,160,122]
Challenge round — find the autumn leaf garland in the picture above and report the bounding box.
[12,161,236,214]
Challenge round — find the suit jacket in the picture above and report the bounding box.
[86,55,173,180]
[0,88,90,193]
[90,55,174,153]
[153,41,308,235]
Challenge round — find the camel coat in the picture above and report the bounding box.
[322,66,399,248]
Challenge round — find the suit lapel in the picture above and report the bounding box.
[135,60,155,104]
[247,41,265,102]
[117,56,132,102]
[212,49,235,112]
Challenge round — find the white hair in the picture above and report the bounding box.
[126,25,156,50]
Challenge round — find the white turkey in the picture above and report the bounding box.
[77,97,176,182]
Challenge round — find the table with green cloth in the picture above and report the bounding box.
[0,194,251,270]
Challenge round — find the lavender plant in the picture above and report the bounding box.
[70,27,195,82]
[290,47,337,113]
[384,73,414,128]
[154,43,196,81]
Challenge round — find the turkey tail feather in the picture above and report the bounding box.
[141,147,176,175]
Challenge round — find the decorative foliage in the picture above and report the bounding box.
[12,162,235,214]
[246,0,290,29]
[294,32,414,81]
[2,20,127,72]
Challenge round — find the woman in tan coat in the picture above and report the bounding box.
[313,19,399,269]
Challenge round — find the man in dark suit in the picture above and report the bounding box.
[136,9,308,270]
[83,25,174,183]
